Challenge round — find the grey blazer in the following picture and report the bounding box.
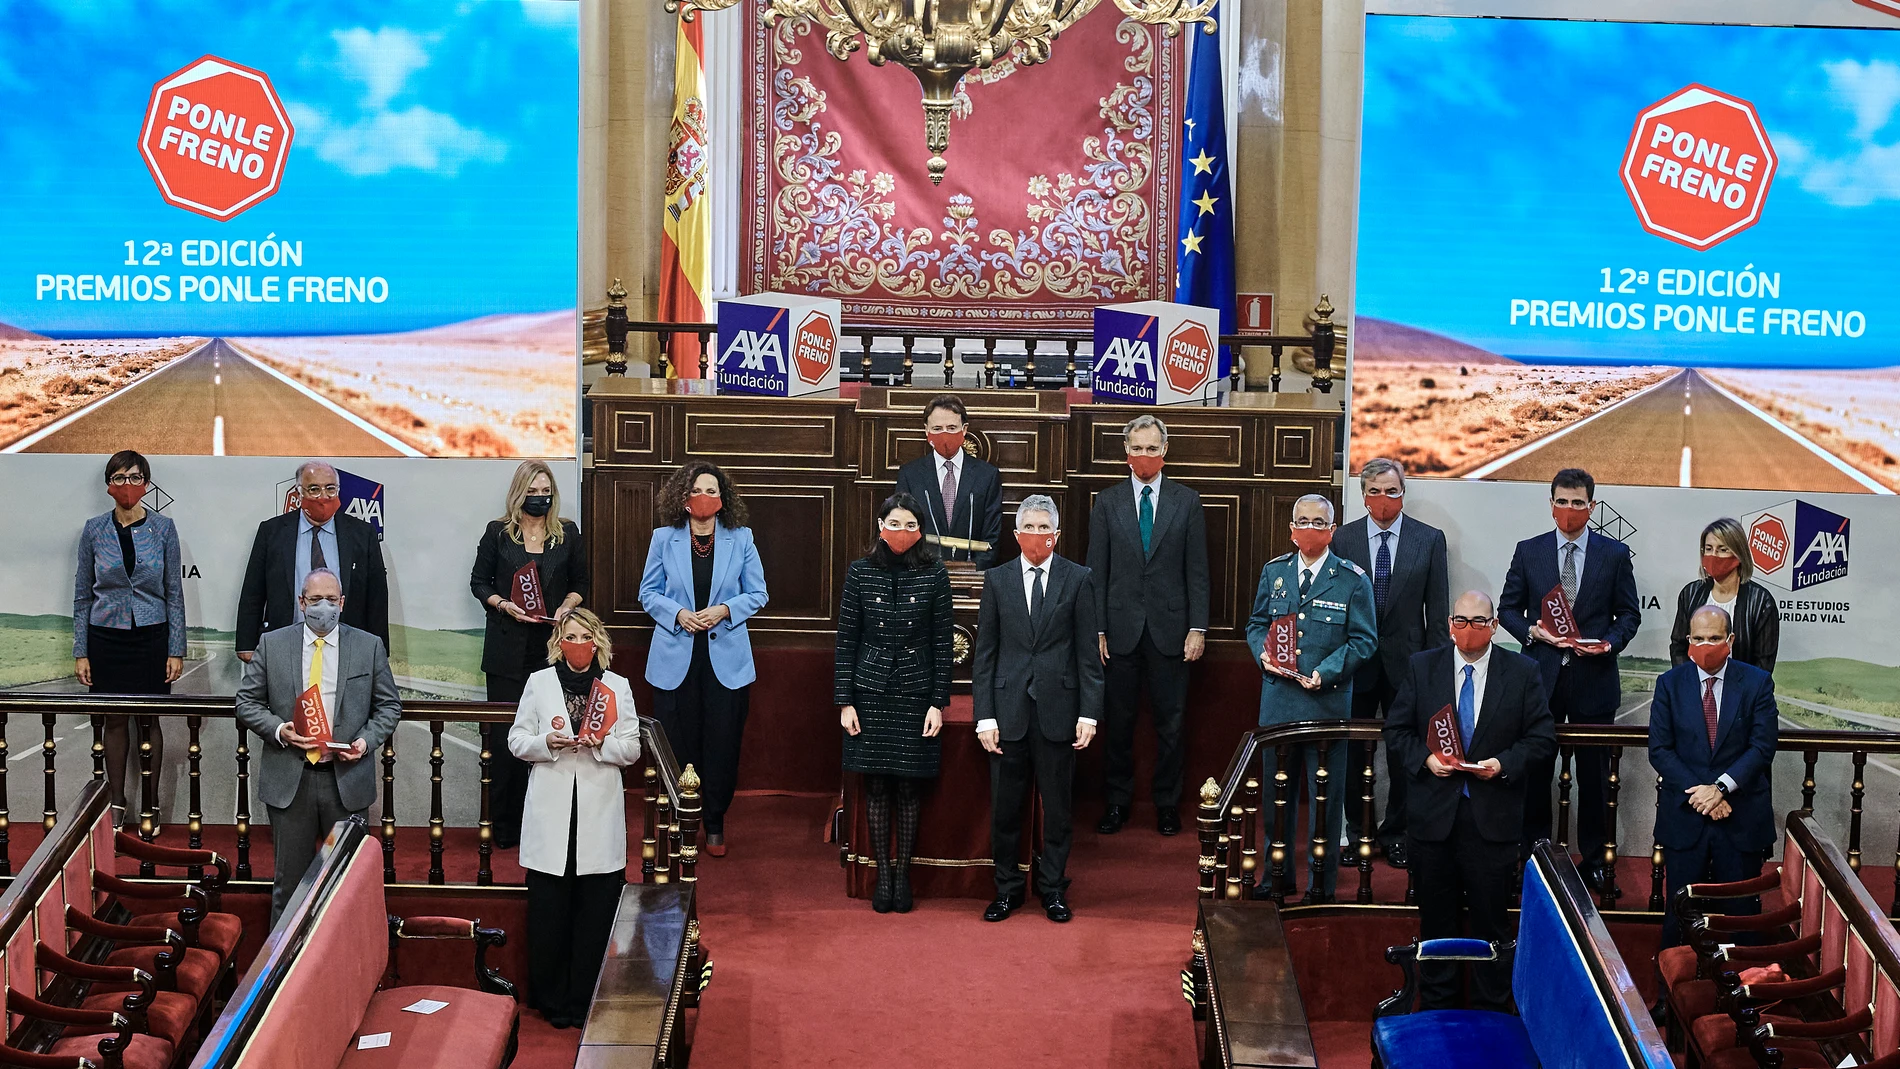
[233,622,402,812]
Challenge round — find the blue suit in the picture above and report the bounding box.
[1498,528,1642,856]
[639,524,769,690]
[1648,658,1778,945]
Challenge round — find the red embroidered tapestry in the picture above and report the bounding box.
[741,5,1184,330]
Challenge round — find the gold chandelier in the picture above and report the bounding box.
[663,0,1216,184]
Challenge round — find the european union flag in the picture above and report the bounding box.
[1174,4,1236,375]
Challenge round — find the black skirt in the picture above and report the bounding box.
[86,623,171,695]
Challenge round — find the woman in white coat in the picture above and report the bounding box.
[509,608,641,1029]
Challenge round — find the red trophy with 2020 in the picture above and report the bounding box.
[1260,613,1308,683]
[1540,585,1610,655]
[577,679,618,745]
[1427,704,1486,774]
[294,683,334,765]
[510,562,552,622]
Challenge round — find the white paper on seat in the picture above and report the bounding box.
[357,1033,391,1050]
[403,999,450,1015]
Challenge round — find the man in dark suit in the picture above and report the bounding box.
[1385,589,1555,1012]
[894,394,1004,567]
[1498,467,1640,888]
[1087,414,1209,837]
[1648,605,1778,947]
[1336,457,1450,864]
[233,569,402,922]
[237,460,389,660]
[973,494,1104,923]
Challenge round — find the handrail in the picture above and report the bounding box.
[1790,812,1900,981]
[1530,841,1673,1066]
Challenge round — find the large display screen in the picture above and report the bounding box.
[1353,14,1900,493]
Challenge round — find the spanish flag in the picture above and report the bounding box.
[659,16,711,377]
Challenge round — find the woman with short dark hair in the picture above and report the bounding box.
[1669,517,1780,672]
[73,449,186,826]
[639,461,767,856]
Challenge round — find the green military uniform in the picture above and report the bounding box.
[1246,548,1378,900]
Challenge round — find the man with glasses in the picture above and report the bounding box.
[1383,590,1554,1011]
[1498,467,1640,892]
[1335,458,1449,866]
[1245,494,1377,903]
[237,459,390,662]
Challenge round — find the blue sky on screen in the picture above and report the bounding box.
[1357,15,1900,367]
[0,0,577,336]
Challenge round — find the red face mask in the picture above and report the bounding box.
[1452,621,1494,655]
[1017,531,1056,565]
[301,495,342,525]
[559,639,596,672]
[1703,554,1741,581]
[880,527,921,554]
[1552,502,1592,536]
[1687,638,1731,674]
[687,494,723,520]
[107,483,145,510]
[1290,526,1333,557]
[1365,495,1402,525]
[1128,454,1165,482]
[927,430,965,459]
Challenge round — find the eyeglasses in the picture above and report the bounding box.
[1363,487,1403,499]
[1450,617,1494,629]
[301,484,341,498]
[300,596,340,607]
[107,474,146,486]
[1290,519,1333,529]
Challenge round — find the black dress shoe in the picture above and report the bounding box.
[1249,879,1295,902]
[1097,805,1129,834]
[892,870,913,914]
[1384,840,1410,868]
[1298,889,1335,906]
[1041,893,1072,922]
[1579,863,1610,894]
[1156,807,1181,836]
[983,895,1024,922]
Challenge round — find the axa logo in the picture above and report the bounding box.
[1745,499,1847,591]
[729,330,785,373]
[1097,337,1155,380]
[276,468,387,540]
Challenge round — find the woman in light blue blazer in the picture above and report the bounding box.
[640,461,768,856]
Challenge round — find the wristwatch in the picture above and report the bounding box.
[1715,781,1729,795]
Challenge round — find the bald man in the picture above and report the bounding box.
[237,459,389,659]
[1648,605,1778,948]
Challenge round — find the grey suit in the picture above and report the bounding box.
[235,622,401,920]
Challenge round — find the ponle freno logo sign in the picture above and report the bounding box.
[1162,321,1213,395]
[1620,84,1776,250]
[792,310,836,386]
[1744,500,1848,593]
[139,55,294,220]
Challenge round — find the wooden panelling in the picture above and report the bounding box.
[686,411,839,459]
[741,485,841,627]
[1271,423,1318,473]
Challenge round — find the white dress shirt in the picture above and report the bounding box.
[1130,471,1163,527]
[279,625,341,746]
[976,555,1095,735]
[1368,509,1403,565]
[1696,661,1738,793]
[1454,643,1492,734]
[1555,528,1587,583]
[936,449,966,524]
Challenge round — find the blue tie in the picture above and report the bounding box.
[1459,665,1476,798]
[1373,531,1392,613]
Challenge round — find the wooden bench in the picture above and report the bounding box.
[1187,899,1316,1069]
[574,884,703,1069]
[187,818,517,1069]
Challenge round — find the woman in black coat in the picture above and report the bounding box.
[836,493,954,914]
[1669,516,1779,673]
[472,460,590,848]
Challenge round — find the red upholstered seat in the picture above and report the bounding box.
[1706,1046,1833,1069]
[48,1032,174,1069]
[1658,945,1698,990]
[77,988,199,1049]
[1688,1013,1814,1057]
[100,945,221,1000]
[1668,978,1717,1026]
[334,984,519,1069]
[130,910,242,964]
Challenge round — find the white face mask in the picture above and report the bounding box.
[303,600,342,635]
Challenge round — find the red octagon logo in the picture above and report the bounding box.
[139,56,295,221]
[1162,321,1214,395]
[793,311,836,385]
[1749,514,1789,575]
[1855,1,1900,17]
[1621,84,1776,250]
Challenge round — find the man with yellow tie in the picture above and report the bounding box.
[235,568,402,922]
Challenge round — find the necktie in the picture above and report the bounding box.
[1139,485,1155,555]
[1374,532,1392,613]
[306,637,326,765]
[941,459,957,532]
[1029,566,1045,628]
[1459,665,1476,798]
[1299,567,1312,599]
[1561,542,1579,606]
[1703,677,1720,749]
[310,524,328,571]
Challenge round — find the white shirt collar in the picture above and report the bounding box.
[1020,553,1052,577]
[1696,660,1728,687]
[1456,642,1493,676]
[938,448,965,477]
[1556,527,1587,551]
[1131,471,1163,495]
[1298,549,1330,576]
[303,624,336,647]
[1371,510,1404,540]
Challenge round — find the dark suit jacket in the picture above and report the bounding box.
[1336,514,1450,685]
[1086,475,1209,656]
[971,555,1105,743]
[1668,579,1780,674]
[895,450,1004,567]
[237,511,388,654]
[1383,645,1556,844]
[1498,530,1641,716]
[1648,659,1778,853]
[469,519,590,678]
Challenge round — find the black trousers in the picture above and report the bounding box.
[525,792,624,1021]
[1662,836,1766,948]
[991,716,1075,899]
[1411,798,1519,1013]
[1348,661,1404,844]
[1102,628,1189,809]
[1522,672,1611,859]
[484,674,531,845]
[652,652,751,835]
[267,763,358,925]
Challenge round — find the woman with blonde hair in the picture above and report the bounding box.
[509,608,640,1029]
[472,459,589,847]
[1668,517,1780,672]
